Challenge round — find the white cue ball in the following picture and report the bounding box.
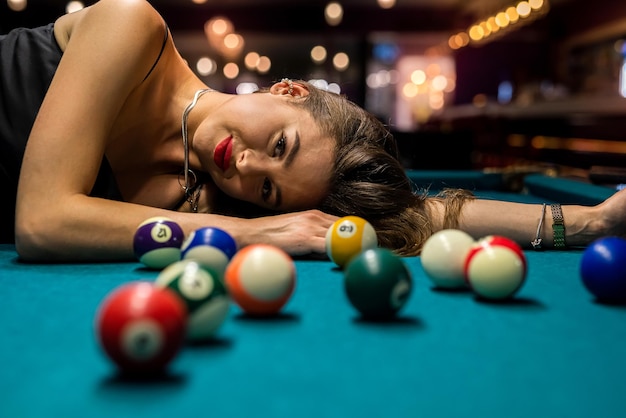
[420,229,476,288]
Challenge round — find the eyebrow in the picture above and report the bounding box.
[284,131,301,169]
[274,131,301,208]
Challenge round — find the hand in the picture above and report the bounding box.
[595,188,626,239]
[242,210,339,256]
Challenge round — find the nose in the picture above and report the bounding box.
[235,149,269,177]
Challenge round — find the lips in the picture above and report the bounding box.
[213,136,232,172]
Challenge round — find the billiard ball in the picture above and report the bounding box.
[580,236,626,302]
[464,235,527,300]
[180,227,238,278]
[155,260,230,341]
[420,229,475,288]
[133,217,185,270]
[224,244,296,316]
[326,215,378,269]
[95,281,187,374]
[344,248,412,319]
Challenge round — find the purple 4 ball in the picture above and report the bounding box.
[133,217,185,270]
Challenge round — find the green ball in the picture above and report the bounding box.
[344,248,412,319]
[155,260,230,341]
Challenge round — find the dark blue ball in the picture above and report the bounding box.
[180,227,238,276]
[580,236,626,302]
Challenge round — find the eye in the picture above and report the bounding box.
[274,135,286,157]
[262,178,272,201]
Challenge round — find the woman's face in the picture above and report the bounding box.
[193,87,334,211]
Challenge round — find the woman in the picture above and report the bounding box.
[3,0,342,261]
[1,0,625,262]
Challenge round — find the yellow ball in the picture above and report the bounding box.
[325,216,378,268]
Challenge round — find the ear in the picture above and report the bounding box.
[270,79,309,98]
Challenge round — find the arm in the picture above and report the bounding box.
[15,0,171,261]
[14,0,337,262]
[19,194,335,262]
[456,188,626,249]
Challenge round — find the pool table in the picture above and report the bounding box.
[1,171,624,418]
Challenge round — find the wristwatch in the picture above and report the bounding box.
[550,203,566,248]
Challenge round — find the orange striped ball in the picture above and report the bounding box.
[224,244,296,316]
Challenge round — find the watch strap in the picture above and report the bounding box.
[550,203,566,248]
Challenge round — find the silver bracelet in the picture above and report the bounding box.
[531,203,547,250]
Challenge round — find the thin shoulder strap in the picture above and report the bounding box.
[142,22,169,82]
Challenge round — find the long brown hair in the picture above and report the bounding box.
[214,80,473,256]
[292,80,474,256]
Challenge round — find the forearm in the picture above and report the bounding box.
[15,196,245,262]
[456,198,597,249]
[15,195,336,262]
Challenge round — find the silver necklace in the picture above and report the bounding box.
[180,88,212,212]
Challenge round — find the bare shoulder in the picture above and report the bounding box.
[54,0,164,52]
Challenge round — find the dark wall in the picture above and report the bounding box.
[452,36,553,105]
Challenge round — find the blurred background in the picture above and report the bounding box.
[2,0,625,177]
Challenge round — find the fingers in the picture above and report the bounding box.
[282,210,335,256]
[247,209,338,256]
[310,236,329,255]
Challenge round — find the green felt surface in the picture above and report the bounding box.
[1,172,624,418]
[524,174,615,205]
[408,170,616,205]
[2,246,626,418]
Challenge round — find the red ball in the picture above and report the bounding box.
[464,235,527,300]
[473,235,527,271]
[95,281,187,374]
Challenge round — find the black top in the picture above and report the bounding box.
[0,22,168,243]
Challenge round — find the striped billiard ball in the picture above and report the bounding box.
[464,235,527,300]
[180,227,237,278]
[326,216,378,269]
[156,260,230,341]
[224,244,296,316]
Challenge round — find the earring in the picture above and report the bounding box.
[281,78,294,95]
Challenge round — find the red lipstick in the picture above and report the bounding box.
[213,136,232,172]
